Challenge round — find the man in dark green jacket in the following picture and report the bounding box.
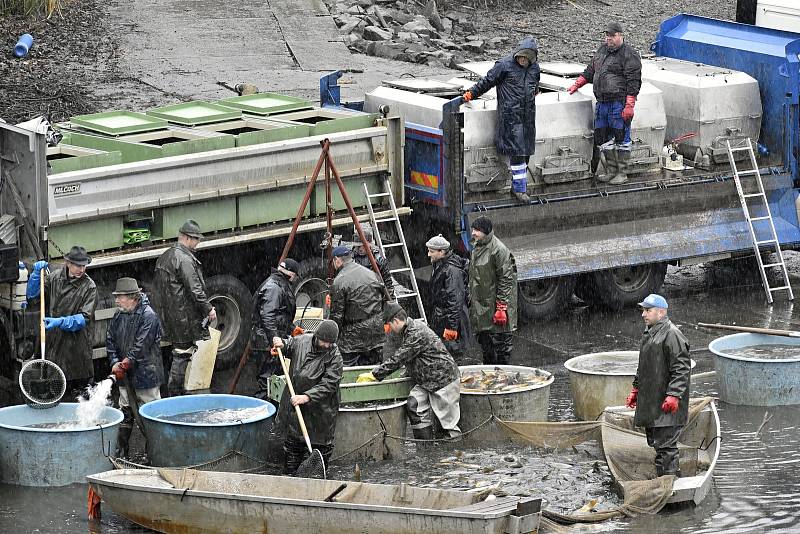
[626,293,691,478]
[357,302,461,441]
[272,320,343,475]
[468,217,518,365]
[154,220,216,396]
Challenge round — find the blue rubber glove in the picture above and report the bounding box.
[25,261,49,301]
[44,314,86,332]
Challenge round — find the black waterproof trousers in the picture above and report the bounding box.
[477,332,513,365]
[645,425,683,476]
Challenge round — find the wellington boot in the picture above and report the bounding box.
[609,149,629,185]
[413,426,435,449]
[597,149,617,182]
[513,191,531,203]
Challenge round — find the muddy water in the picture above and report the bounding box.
[157,406,269,424]
[724,344,800,360]
[2,264,800,532]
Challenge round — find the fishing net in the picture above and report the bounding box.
[496,397,715,522]
[19,358,66,409]
[295,448,327,480]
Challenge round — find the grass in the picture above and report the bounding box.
[0,0,67,18]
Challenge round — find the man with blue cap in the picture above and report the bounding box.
[328,245,387,366]
[626,293,691,478]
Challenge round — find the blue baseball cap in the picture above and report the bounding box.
[638,293,668,309]
[332,246,351,257]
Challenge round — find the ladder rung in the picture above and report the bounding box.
[750,216,770,221]
[395,292,418,299]
[729,146,753,153]
[382,243,404,248]
[736,170,760,176]
[390,267,411,274]
[743,193,765,198]
[756,239,777,245]
[762,263,784,268]
[373,217,397,224]
[769,286,791,292]
[368,192,391,198]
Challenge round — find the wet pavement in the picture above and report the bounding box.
[3,256,800,532]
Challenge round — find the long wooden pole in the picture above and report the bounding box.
[697,322,800,338]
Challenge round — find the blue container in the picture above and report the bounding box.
[708,333,800,406]
[138,394,276,467]
[14,34,33,58]
[0,403,122,486]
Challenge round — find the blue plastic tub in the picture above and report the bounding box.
[708,333,800,406]
[138,394,276,467]
[0,403,122,486]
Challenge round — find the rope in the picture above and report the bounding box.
[384,414,496,443]
[330,430,387,463]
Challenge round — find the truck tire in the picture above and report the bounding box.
[584,263,668,310]
[206,275,253,370]
[518,276,576,321]
[294,257,331,310]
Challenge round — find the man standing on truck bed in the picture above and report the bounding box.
[625,294,691,478]
[568,22,642,185]
[329,246,387,367]
[26,246,98,398]
[154,219,216,397]
[463,36,540,203]
[425,234,470,365]
[468,216,518,365]
[250,258,303,390]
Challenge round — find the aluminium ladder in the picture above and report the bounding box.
[363,179,428,322]
[725,138,794,303]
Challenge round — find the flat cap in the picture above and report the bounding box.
[425,234,450,250]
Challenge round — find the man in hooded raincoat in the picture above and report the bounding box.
[463,36,540,203]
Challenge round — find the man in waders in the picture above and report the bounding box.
[272,319,343,475]
[154,219,216,396]
[107,277,164,458]
[357,302,461,442]
[26,246,98,398]
[425,234,470,365]
[626,294,691,478]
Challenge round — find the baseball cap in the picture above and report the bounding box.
[638,293,668,309]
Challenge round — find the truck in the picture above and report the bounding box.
[0,14,799,396]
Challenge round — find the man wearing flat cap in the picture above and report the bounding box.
[251,258,304,387]
[426,234,470,364]
[568,21,642,185]
[154,219,216,396]
[626,293,691,478]
[463,36,540,203]
[26,245,98,396]
[106,277,164,458]
[468,216,518,365]
[357,302,461,442]
[272,319,343,475]
[328,245,387,366]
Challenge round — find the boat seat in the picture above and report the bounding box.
[450,495,530,513]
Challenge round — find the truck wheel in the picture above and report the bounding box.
[587,263,667,310]
[295,258,331,310]
[518,276,576,321]
[206,275,253,370]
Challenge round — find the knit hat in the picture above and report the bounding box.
[279,258,300,273]
[314,319,339,343]
[425,234,450,251]
[332,246,351,258]
[470,216,493,235]
[383,301,404,323]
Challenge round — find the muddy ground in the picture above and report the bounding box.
[1,0,734,124]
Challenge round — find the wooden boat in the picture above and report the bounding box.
[87,468,542,534]
[600,399,721,506]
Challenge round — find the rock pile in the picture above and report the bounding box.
[327,0,509,68]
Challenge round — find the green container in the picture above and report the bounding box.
[152,198,237,240]
[218,93,313,116]
[271,110,378,136]
[238,187,310,227]
[61,132,163,163]
[48,217,125,258]
[147,101,242,126]
[193,118,311,148]
[47,145,123,174]
[69,110,168,135]
[268,366,412,404]
[313,174,383,212]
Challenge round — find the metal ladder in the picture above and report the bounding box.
[363,179,427,322]
[725,138,794,303]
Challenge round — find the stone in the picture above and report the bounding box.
[424,0,445,32]
[366,41,406,60]
[489,36,508,46]
[340,18,366,35]
[397,31,421,43]
[343,33,360,46]
[402,18,439,39]
[387,10,413,25]
[347,5,366,15]
[431,38,461,51]
[356,0,373,8]
[463,40,485,53]
[363,25,394,41]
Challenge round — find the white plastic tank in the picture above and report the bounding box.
[0,262,28,311]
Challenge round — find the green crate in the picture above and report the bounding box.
[48,217,125,258]
[152,198,237,239]
[238,187,310,227]
[268,366,412,404]
[147,101,242,126]
[48,146,123,174]
[69,110,168,135]
[234,122,311,147]
[218,92,313,116]
[61,132,163,163]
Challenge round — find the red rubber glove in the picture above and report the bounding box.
[270,346,279,357]
[567,75,587,95]
[492,301,508,326]
[443,328,458,341]
[112,358,131,380]
[291,325,305,337]
[463,91,473,102]
[625,388,638,408]
[622,95,636,122]
[661,395,680,414]
[324,294,331,307]
[384,323,391,334]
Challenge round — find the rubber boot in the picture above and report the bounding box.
[513,190,531,203]
[413,426,435,449]
[609,149,629,184]
[597,149,617,183]
[115,407,134,459]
